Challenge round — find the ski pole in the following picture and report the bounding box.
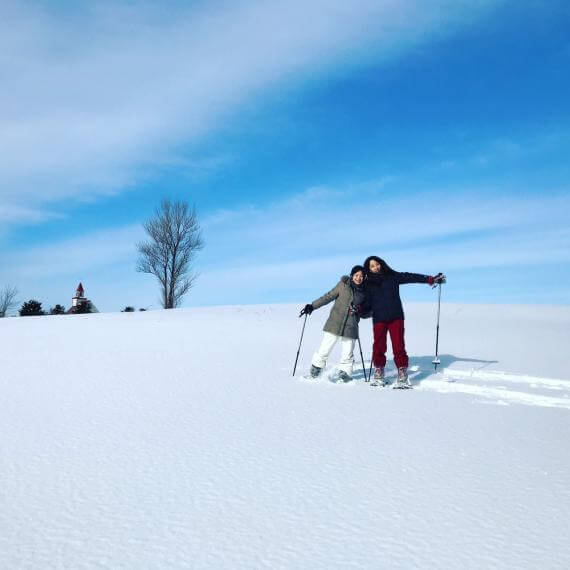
[292,313,308,376]
[369,349,373,381]
[348,302,367,381]
[433,282,442,371]
[357,337,367,382]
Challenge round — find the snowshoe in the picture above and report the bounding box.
[393,367,412,389]
[370,367,385,387]
[310,364,322,379]
[338,370,352,383]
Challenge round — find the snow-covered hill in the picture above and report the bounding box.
[1,303,569,568]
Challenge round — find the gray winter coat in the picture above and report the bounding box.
[311,276,366,340]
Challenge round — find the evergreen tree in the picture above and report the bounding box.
[75,301,92,314]
[19,300,45,316]
[50,304,66,315]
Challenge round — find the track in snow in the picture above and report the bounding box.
[299,361,570,410]
[421,366,570,410]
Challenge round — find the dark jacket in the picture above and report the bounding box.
[312,276,367,339]
[363,271,430,322]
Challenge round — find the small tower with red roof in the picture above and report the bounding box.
[72,282,86,309]
[67,282,98,313]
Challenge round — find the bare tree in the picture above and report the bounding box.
[137,199,204,309]
[0,285,18,317]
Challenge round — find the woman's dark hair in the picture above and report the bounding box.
[363,256,396,276]
[350,265,365,277]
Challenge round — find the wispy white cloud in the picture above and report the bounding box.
[0,204,64,225]
[201,184,570,263]
[2,182,568,309]
[1,224,143,281]
[0,0,501,220]
[193,185,570,304]
[0,223,149,311]
[433,129,570,173]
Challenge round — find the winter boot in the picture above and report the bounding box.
[395,367,411,389]
[310,365,322,378]
[371,367,385,387]
[338,370,352,383]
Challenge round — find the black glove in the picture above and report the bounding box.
[432,273,446,285]
[299,304,314,317]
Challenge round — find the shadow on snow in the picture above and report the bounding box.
[352,354,499,384]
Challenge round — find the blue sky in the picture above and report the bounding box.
[1,0,569,312]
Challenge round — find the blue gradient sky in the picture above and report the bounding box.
[1,0,569,312]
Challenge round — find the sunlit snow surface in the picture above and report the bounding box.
[1,303,569,569]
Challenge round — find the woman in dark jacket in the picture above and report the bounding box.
[362,255,444,387]
[300,265,367,382]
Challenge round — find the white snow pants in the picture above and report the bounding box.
[311,331,355,375]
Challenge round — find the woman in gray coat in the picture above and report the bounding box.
[300,265,367,381]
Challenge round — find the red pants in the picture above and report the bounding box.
[373,319,408,369]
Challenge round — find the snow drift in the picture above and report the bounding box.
[1,302,569,568]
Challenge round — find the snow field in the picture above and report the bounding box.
[0,303,569,568]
